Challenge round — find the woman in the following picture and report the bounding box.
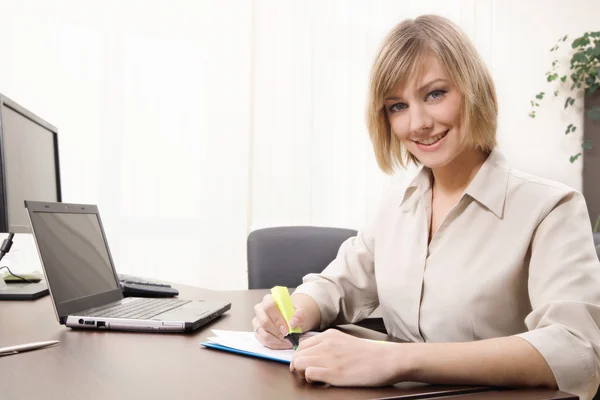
[252,14,600,400]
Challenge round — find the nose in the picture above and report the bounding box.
[409,104,433,135]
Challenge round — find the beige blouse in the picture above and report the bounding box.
[293,149,600,400]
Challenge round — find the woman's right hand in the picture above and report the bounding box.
[252,294,308,349]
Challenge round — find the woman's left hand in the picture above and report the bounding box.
[289,329,405,386]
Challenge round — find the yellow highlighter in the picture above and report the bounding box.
[271,286,302,350]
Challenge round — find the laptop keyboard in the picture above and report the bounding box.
[86,298,192,320]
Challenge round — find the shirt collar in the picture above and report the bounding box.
[399,167,432,211]
[399,148,510,218]
[463,148,510,218]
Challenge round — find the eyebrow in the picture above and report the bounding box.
[384,78,448,101]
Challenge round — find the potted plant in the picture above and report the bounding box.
[530,31,600,241]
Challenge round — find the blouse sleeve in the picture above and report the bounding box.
[292,211,380,330]
[516,190,600,400]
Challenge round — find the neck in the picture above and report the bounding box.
[431,148,488,197]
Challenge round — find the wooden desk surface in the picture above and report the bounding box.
[0,285,576,400]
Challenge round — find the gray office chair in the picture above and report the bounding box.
[247,226,357,290]
[247,226,388,334]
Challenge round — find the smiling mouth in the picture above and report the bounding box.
[415,130,449,146]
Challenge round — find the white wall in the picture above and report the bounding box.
[0,0,597,290]
[491,0,600,190]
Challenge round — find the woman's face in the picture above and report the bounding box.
[384,55,465,170]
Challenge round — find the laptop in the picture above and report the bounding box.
[24,200,231,332]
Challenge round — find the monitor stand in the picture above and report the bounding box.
[0,280,49,300]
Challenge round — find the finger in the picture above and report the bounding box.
[305,367,330,384]
[289,308,307,330]
[290,354,325,373]
[252,312,291,349]
[294,340,326,360]
[254,321,292,349]
[259,331,293,350]
[255,327,292,349]
[254,302,285,339]
[262,295,290,336]
[254,322,291,349]
[296,330,326,352]
[251,317,264,337]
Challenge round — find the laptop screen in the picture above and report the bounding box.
[28,211,120,306]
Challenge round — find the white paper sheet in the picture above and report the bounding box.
[205,329,319,362]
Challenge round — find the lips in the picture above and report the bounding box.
[415,130,449,146]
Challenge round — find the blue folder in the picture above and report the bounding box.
[200,341,290,364]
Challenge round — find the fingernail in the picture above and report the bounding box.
[289,317,298,328]
[280,325,288,336]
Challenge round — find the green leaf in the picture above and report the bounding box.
[566,123,573,134]
[529,111,536,118]
[588,84,600,96]
[592,41,600,57]
[570,98,575,106]
[570,153,582,163]
[594,214,600,233]
[554,90,559,97]
[535,92,545,100]
[586,76,596,86]
[561,75,567,83]
[573,126,577,132]
[582,140,592,150]
[547,73,559,82]
[572,36,590,48]
[571,52,588,64]
[562,35,568,42]
[565,97,573,109]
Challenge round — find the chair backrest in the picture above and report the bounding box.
[247,226,357,290]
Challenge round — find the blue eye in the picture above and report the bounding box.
[427,90,447,101]
[389,103,407,112]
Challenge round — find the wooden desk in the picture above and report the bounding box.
[0,286,577,400]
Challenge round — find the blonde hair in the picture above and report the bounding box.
[366,15,498,172]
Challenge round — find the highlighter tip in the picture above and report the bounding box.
[286,333,301,350]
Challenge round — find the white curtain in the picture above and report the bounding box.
[250,0,465,232]
[0,0,254,290]
[1,0,513,290]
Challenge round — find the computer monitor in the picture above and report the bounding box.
[0,94,62,233]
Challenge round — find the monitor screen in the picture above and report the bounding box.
[27,211,119,306]
[1,101,60,233]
